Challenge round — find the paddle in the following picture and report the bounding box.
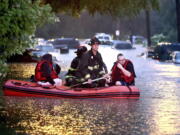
[72,76,106,87]
[55,76,107,91]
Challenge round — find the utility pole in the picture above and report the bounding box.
[145,10,151,47]
[116,18,120,40]
[176,0,180,42]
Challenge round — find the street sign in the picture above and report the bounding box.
[115,30,120,36]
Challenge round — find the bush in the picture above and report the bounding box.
[151,34,166,46]
[0,0,55,80]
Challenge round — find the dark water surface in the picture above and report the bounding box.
[0,45,180,135]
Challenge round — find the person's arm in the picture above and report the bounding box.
[98,53,108,73]
[102,62,108,73]
[117,63,131,77]
[76,53,89,78]
[41,63,55,85]
[126,62,136,77]
[71,57,79,69]
[53,63,61,75]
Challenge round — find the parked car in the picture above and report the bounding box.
[129,35,147,45]
[50,39,69,54]
[153,43,180,61]
[31,44,61,61]
[172,51,180,64]
[51,38,80,53]
[112,40,132,49]
[95,33,113,45]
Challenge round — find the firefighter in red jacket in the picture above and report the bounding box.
[35,54,62,87]
[111,53,136,86]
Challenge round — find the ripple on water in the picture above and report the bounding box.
[1,96,179,135]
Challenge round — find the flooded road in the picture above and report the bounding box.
[0,45,180,135]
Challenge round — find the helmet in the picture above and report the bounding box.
[88,37,101,45]
[74,46,87,55]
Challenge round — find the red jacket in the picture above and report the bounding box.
[111,60,134,83]
[35,60,58,81]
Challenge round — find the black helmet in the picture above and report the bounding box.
[88,37,101,45]
[75,46,87,55]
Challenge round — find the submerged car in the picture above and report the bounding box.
[153,43,180,61]
[172,51,180,64]
[51,38,80,53]
[95,33,113,45]
[112,40,133,49]
[31,44,61,61]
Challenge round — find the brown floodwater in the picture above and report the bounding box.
[0,45,180,135]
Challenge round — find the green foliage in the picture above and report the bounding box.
[159,0,177,42]
[0,60,8,79]
[151,0,177,42]
[42,0,159,17]
[151,33,166,46]
[0,0,55,79]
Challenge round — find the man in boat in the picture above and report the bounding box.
[110,53,136,86]
[34,54,62,87]
[65,46,87,86]
[75,37,108,88]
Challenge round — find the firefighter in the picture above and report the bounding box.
[65,46,87,86]
[75,37,108,88]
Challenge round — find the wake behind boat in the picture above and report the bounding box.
[3,80,140,99]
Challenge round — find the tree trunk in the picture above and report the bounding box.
[176,0,180,42]
[145,10,151,47]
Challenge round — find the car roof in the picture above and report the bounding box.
[55,38,78,41]
[36,44,53,47]
[173,51,180,53]
[113,40,130,43]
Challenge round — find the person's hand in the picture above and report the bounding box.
[87,79,92,84]
[115,81,122,86]
[103,73,110,79]
[37,82,55,89]
[54,78,62,87]
[117,63,123,70]
[103,73,111,83]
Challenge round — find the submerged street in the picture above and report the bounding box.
[0,44,180,134]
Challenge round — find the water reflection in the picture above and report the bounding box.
[1,97,153,135]
[152,99,180,134]
[8,63,36,79]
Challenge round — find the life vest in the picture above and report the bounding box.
[111,60,134,83]
[35,60,58,81]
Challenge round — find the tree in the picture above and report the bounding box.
[41,0,159,16]
[145,10,152,47]
[151,0,177,42]
[176,0,180,42]
[0,0,55,78]
[36,0,159,40]
[35,11,148,39]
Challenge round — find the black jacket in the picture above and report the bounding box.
[76,50,107,80]
[66,56,80,77]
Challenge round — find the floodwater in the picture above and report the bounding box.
[0,45,180,135]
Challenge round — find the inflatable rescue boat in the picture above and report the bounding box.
[3,80,140,99]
